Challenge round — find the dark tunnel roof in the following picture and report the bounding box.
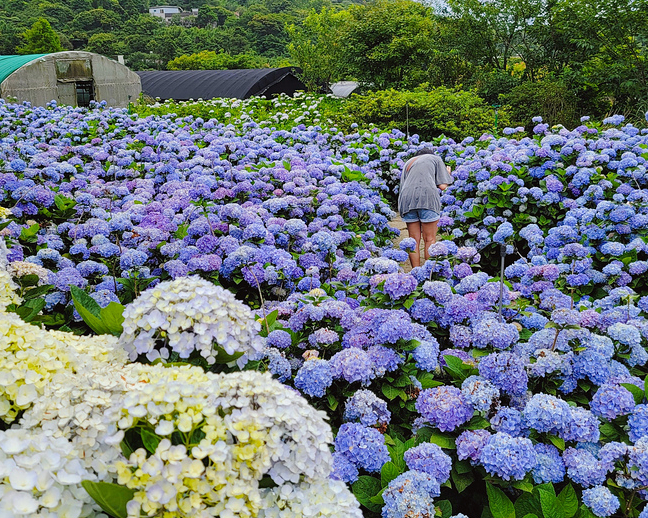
[136,67,305,100]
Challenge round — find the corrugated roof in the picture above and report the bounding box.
[137,67,305,100]
[0,54,48,84]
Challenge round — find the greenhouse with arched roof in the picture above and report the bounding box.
[0,51,141,108]
[136,67,306,101]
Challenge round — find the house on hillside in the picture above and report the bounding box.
[137,67,306,100]
[0,51,141,107]
[148,6,198,21]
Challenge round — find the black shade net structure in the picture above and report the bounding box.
[136,67,306,101]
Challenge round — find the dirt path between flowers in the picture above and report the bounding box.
[389,215,413,273]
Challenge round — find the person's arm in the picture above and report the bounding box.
[438,184,449,191]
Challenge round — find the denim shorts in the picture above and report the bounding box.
[401,209,440,223]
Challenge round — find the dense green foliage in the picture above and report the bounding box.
[16,17,62,54]
[340,87,512,141]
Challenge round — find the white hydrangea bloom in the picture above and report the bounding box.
[0,428,107,518]
[108,367,334,517]
[258,479,363,518]
[7,261,51,284]
[120,276,264,364]
[19,362,147,482]
[0,243,21,310]
[0,310,125,423]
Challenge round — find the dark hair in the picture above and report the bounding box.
[414,148,436,157]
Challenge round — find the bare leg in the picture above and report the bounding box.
[422,221,438,261]
[406,221,422,268]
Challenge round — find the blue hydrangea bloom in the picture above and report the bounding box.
[478,352,528,396]
[382,470,441,518]
[415,386,474,432]
[266,329,292,349]
[343,389,391,427]
[294,359,333,397]
[461,376,499,412]
[582,486,620,517]
[629,405,648,443]
[330,452,359,483]
[532,443,565,484]
[412,339,440,371]
[563,447,608,487]
[590,383,635,420]
[479,432,537,481]
[334,423,390,473]
[523,393,571,435]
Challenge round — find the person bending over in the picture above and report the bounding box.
[398,149,453,268]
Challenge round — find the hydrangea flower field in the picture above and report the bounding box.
[1,95,648,518]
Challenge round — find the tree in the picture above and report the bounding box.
[554,0,648,114]
[341,0,438,89]
[167,50,265,69]
[16,17,62,54]
[86,32,126,55]
[287,7,349,90]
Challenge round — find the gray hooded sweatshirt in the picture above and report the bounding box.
[398,154,453,216]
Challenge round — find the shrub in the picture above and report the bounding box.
[500,79,579,129]
[339,87,510,141]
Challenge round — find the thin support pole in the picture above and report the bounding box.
[498,243,506,323]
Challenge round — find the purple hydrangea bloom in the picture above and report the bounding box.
[383,272,418,299]
[330,348,376,385]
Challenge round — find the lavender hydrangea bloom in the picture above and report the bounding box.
[383,273,418,299]
[415,386,474,432]
[330,348,376,385]
[456,430,490,462]
[478,432,537,481]
[403,443,452,483]
[334,423,390,473]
